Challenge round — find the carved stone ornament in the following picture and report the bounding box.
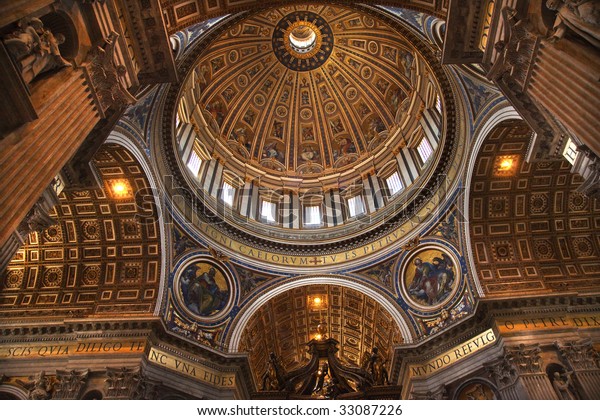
[410,384,448,400]
[53,369,89,399]
[487,8,539,91]
[574,145,600,200]
[507,343,543,374]
[486,353,519,388]
[557,340,600,371]
[104,366,141,399]
[85,31,136,113]
[16,371,53,400]
[16,199,57,240]
[133,376,161,400]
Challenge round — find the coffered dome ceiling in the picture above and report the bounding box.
[184,4,434,180]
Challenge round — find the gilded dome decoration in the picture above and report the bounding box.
[165,3,459,264]
[184,5,432,179]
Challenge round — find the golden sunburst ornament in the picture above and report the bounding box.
[272,11,333,71]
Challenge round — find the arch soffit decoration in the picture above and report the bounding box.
[227,275,415,352]
[0,143,162,319]
[105,130,168,317]
[467,120,600,297]
[461,105,522,297]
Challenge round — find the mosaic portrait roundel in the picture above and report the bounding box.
[400,244,460,311]
[175,257,234,322]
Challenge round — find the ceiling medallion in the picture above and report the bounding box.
[399,244,461,312]
[173,256,236,323]
[285,21,321,57]
[273,12,333,71]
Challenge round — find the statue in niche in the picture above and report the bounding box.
[4,17,71,84]
[546,0,600,48]
[552,371,577,399]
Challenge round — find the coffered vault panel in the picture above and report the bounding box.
[469,121,600,297]
[0,144,161,318]
[239,284,403,387]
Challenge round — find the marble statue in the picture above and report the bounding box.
[4,17,71,84]
[546,0,600,48]
[552,371,577,399]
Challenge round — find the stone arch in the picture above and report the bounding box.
[230,277,410,388]
[0,384,28,400]
[228,274,413,352]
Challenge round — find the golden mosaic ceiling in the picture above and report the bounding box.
[0,144,161,319]
[239,284,403,386]
[189,4,427,177]
[470,121,600,296]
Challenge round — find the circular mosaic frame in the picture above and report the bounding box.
[399,244,461,312]
[272,11,333,71]
[173,256,235,323]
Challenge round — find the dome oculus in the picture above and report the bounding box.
[288,24,317,53]
[273,12,333,71]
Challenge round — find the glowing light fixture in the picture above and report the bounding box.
[315,323,327,341]
[499,158,514,171]
[107,179,132,199]
[288,24,317,53]
[113,182,126,193]
[494,155,518,176]
[308,295,326,308]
